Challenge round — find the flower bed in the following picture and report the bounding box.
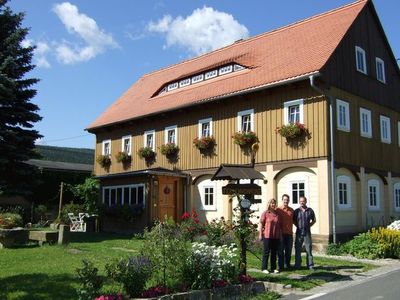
[387,220,400,230]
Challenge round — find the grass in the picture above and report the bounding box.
[0,232,376,299]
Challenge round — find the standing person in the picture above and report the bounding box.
[259,198,282,274]
[293,196,316,270]
[277,194,294,270]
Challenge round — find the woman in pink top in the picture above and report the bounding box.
[259,198,282,274]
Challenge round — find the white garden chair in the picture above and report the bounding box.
[68,213,89,232]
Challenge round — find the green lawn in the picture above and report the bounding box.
[0,233,375,299]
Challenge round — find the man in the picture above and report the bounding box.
[293,196,316,270]
[276,194,294,270]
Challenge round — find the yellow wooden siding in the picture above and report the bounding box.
[94,85,328,176]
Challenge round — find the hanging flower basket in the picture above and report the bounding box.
[115,151,131,164]
[193,136,216,151]
[232,131,259,147]
[160,143,180,158]
[137,147,156,160]
[275,122,308,139]
[96,155,111,168]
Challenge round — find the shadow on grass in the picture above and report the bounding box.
[0,273,77,300]
[69,232,136,243]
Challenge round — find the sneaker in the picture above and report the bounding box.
[262,269,270,274]
[273,269,280,274]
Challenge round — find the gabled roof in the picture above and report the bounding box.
[211,164,264,181]
[87,0,368,131]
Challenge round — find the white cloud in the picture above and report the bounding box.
[147,6,249,55]
[53,2,118,64]
[22,39,51,68]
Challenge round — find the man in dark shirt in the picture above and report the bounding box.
[293,196,316,270]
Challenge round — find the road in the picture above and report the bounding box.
[283,268,400,300]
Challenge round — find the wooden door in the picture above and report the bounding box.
[158,176,178,221]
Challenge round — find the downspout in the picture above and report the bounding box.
[309,74,337,244]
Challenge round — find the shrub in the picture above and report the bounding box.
[369,227,400,258]
[345,232,383,259]
[193,136,216,151]
[180,210,206,241]
[387,220,400,231]
[96,155,111,168]
[34,204,47,222]
[326,243,347,256]
[115,151,131,164]
[204,217,232,246]
[0,213,23,229]
[275,122,308,139]
[67,178,100,214]
[106,256,152,298]
[232,131,259,147]
[76,260,104,300]
[60,203,86,224]
[160,143,179,157]
[137,147,155,160]
[142,286,169,298]
[95,295,124,300]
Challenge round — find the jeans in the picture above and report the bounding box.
[278,234,293,269]
[261,238,280,271]
[294,232,314,268]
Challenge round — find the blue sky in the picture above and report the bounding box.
[9,0,399,149]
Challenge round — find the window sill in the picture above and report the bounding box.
[381,140,391,144]
[360,133,372,139]
[337,206,353,211]
[201,207,217,212]
[337,127,351,132]
[368,207,381,212]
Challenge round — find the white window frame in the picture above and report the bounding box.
[359,108,372,138]
[375,57,386,83]
[355,46,367,74]
[121,135,131,155]
[164,125,178,145]
[394,182,400,212]
[337,175,352,209]
[237,109,254,132]
[167,82,178,91]
[283,99,304,125]
[367,179,380,211]
[218,65,233,75]
[289,180,307,208]
[203,185,216,210]
[198,118,213,137]
[380,115,391,144]
[234,64,246,71]
[191,74,204,84]
[205,69,218,80]
[102,139,111,156]
[144,130,155,151]
[336,99,350,132]
[102,184,146,207]
[179,78,191,88]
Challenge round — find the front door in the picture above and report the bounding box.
[158,176,178,221]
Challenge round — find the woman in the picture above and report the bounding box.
[259,198,282,274]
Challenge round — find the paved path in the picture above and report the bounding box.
[282,258,400,300]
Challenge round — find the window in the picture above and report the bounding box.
[167,82,178,91]
[204,186,214,207]
[394,183,400,212]
[355,46,367,74]
[205,69,218,80]
[283,99,304,124]
[102,139,111,156]
[198,118,212,137]
[103,184,145,207]
[191,74,204,84]
[375,57,386,83]
[337,175,351,209]
[121,135,131,155]
[219,65,233,75]
[380,115,391,144]
[336,99,350,131]
[164,125,177,144]
[290,181,305,205]
[144,130,155,150]
[234,64,245,71]
[368,179,380,210]
[237,109,254,132]
[179,78,191,88]
[359,108,372,138]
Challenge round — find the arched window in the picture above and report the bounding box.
[337,175,351,209]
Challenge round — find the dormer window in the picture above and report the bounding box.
[205,69,218,80]
[355,46,367,74]
[167,82,178,91]
[192,74,204,83]
[179,78,191,87]
[234,64,245,71]
[219,65,233,75]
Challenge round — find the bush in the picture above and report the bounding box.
[204,217,232,246]
[60,203,86,224]
[34,204,47,222]
[106,256,152,298]
[67,177,100,214]
[76,260,104,300]
[180,210,206,241]
[344,232,383,259]
[369,227,400,258]
[326,243,347,256]
[0,213,23,229]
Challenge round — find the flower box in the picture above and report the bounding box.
[193,136,216,151]
[96,155,111,168]
[160,143,179,157]
[275,122,308,139]
[137,147,156,160]
[232,131,259,147]
[115,151,131,164]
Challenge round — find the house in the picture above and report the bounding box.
[87,0,400,247]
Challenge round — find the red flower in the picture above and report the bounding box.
[181,212,190,220]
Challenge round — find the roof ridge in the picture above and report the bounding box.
[141,0,368,78]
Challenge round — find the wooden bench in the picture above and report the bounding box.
[29,230,58,246]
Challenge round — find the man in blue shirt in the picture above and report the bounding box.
[293,196,316,270]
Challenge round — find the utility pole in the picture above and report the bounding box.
[58,182,64,220]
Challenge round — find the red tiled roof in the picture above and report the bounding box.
[87,0,368,130]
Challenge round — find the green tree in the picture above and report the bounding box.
[0,0,42,195]
[67,178,100,213]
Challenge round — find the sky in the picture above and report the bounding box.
[8,0,400,149]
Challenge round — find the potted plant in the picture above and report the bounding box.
[193,136,216,152]
[96,155,111,168]
[275,122,308,139]
[160,143,180,158]
[232,131,259,148]
[137,147,156,161]
[115,151,131,164]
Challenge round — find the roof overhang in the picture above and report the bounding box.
[211,164,264,181]
[94,167,189,180]
[27,159,93,173]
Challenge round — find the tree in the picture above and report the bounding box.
[0,0,42,195]
[66,178,100,213]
